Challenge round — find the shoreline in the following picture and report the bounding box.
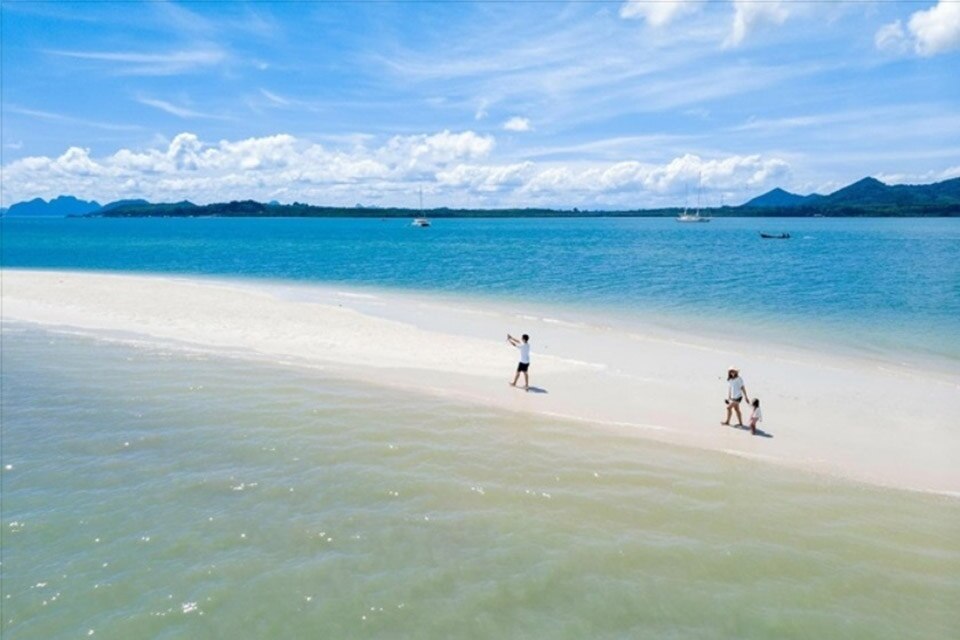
[4,268,959,496]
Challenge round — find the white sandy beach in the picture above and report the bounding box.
[4,269,959,495]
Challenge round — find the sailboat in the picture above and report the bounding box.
[676,174,712,223]
[412,187,430,227]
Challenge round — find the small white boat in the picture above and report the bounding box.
[676,173,711,223]
[412,187,430,227]
[676,210,711,223]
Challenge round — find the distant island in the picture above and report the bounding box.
[4,176,959,218]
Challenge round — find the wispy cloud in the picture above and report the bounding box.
[46,48,226,75]
[250,88,326,114]
[136,96,226,120]
[260,89,291,106]
[6,105,143,131]
[518,133,703,163]
[619,0,706,28]
[725,0,793,48]
[153,0,281,39]
[152,0,215,36]
[731,105,960,144]
[375,12,716,128]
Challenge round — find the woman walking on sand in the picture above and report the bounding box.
[722,366,750,427]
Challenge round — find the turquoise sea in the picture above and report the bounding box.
[3,216,960,638]
[4,216,960,364]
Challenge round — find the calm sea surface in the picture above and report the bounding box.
[3,216,960,362]
[3,329,958,639]
[2,217,960,638]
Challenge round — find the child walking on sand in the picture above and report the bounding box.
[749,398,762,435]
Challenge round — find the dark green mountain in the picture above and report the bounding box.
[99,198,151,213]
[826,176,960,206]
[743,188,823,208]
[7,195,101,217]
[825,177,892,205]
[740,176,960,215]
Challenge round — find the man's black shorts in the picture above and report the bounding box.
[517,362,529,372]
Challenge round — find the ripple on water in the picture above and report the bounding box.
[1,328,958,639]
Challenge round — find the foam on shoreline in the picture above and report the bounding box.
[4,269,959,495]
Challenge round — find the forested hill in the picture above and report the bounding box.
[12,175,957,218]
[742,176,960,215]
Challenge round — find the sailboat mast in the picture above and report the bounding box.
[696,172,702,215]
[419,186,423,214]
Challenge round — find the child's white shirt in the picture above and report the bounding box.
[751,406,763,422]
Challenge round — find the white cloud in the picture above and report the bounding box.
[877,2,960,56]
[436,162,534,192]
[726,0,792,48]
[1,132,791,208]
[503,117,531,132]
[619,0,704,27]
[521,154,789,196]
[381,130,495,167]
[876,165,960,184]
[909,1,960,55]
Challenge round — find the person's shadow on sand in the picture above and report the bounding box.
[525,386,549,394]
[729,424,773,438]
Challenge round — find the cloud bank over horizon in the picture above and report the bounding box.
[3,131,793,208]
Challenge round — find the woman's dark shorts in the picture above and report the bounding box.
[517,362,530,372]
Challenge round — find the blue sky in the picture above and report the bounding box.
[2,0,959,208]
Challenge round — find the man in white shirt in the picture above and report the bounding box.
[507,333,531,390]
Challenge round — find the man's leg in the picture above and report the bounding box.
[510,369,520,386]
[522,370,529,390]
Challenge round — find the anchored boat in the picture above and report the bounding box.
[676,174,712,223]
[412,187,431,227]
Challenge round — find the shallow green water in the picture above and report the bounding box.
[2,328,958,639]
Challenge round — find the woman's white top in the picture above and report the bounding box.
[728,376,745,399]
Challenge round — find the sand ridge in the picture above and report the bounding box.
[4,269,959,495]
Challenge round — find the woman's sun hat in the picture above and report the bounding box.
[728,365,739,373]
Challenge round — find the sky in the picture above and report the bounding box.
[1,0,959,209]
